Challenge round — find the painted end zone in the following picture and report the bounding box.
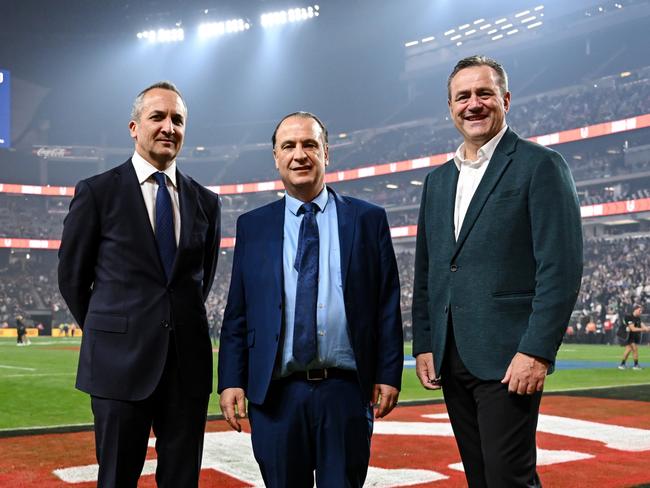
[0,395,649,487]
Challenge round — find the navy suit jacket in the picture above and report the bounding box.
[217,189,403,405]
[412,128,583,380]
[58,160,221,401]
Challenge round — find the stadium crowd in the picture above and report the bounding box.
[2,236,648,346]
[1,68,650,344]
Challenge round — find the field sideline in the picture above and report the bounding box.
[1,337,649,431]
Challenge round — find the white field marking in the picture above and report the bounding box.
[422,413,450,420]
[448,448,595,472]
[0,364,36,371]
[374,421,455,437]
[4,372,75,378]
[55,431,448,486]
[537,414,650,451]
[52,413,650,484]
[404,359,415,367]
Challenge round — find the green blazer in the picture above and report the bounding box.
[412,128,583,380]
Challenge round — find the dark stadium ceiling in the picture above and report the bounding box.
[2,0,649,149]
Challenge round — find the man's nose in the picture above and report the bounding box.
[293,144,307,160]
[161,118,175,134]
[467,94,482,110]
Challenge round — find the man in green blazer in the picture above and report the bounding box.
[412,55,583,487]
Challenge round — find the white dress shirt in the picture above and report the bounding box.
[131,151,181,245]
[453,125,508,240]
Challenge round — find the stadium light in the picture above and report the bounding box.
[198,19,250,39]
[137,28,184,43]
[527,21,543,29]
[261,5,320,28]
[421,36,435,43]
[404,40,419,47]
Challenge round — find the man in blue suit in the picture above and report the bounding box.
[412,56,583,487]
[218,111,403,487]
[58,81,221,487]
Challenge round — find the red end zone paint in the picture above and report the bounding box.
[0,395,648,487]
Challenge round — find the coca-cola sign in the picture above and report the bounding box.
[33,146,71,159]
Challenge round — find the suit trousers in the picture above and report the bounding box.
[91,335,209,488]
[441,326,542,488]
[248,372,373,488]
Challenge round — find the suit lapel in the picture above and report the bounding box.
[453,128,517,258]
[171,170,198,281]
[267,199,285,298]
[119,161,166,278]
[331,188,356,289]
[445,163,460,250]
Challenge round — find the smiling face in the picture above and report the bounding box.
[273,115,329,202]
[448,65,511,159]
[128,88,186,170]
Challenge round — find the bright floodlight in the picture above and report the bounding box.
[261,5,319,28]
[198,19,250,39]
[137,28,184,43]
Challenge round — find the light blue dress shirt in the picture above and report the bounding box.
[277,186,357,376]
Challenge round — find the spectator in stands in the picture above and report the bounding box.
[618,304,650,370]
[218,111,403,488]
[412,55,583,487]
[57,81,221,488]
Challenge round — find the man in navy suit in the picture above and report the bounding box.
[218,111,403,487]
[412,56,583,487]
[58,81,221,487]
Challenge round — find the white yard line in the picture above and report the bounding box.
[0,364,36,371]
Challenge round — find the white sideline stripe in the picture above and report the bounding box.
[538,414,650,451]
[374,421,454,436]
[4,372,75,378]
[55,431,448,486]
[0,364,36,371]
[422,413,450,420]
[448,448,595,472]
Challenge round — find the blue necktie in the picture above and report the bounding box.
[293,202,319,368]
[153,172,177,280]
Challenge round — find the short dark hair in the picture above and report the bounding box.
[271,111,328,148]
[447,55,509,100]
[131,81,187,121]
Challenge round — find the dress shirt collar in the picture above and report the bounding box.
[285,185,330,217]
[453,124,508,171]
[131,151,177,188]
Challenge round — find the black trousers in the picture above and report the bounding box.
[441,327,542,488]
[91,339,209,488]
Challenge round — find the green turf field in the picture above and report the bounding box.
[1,337,649,430]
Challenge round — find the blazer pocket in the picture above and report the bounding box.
[492,290,534,303]
[247,329,255,348]
[493,188,521,201]
[85,313,128,333]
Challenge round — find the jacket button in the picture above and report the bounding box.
[450,264,458,272]
[444,306,448,314]
[161,320,169,328]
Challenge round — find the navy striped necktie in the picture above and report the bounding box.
[293,201,320,367]
[153,172,177,280]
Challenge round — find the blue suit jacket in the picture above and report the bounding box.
[412,128,583,380]
[58,160,221,401]
[217,189,403,405]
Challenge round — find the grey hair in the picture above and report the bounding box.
[130,81,187,121]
